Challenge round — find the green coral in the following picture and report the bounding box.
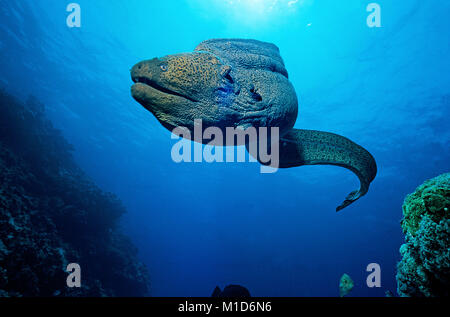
[401,173,450,235]
[339,273,354,297]
[396,173,450,297]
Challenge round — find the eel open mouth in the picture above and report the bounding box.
[132,76,197,102]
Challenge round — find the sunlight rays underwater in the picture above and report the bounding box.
[190,0,314,30]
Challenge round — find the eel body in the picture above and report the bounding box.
[130,39,377,211]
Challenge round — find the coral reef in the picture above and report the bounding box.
[339,273,354,297]
[396,173,449,297]
[0,90,149,296]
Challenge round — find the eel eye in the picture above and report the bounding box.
[160,65,168,72]
[224,72,234,83]
[221,65,234,83]
[250,86,262,102]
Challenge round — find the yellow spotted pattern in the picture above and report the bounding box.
[162,53,223,91]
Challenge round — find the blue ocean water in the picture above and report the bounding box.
[0,0,449,296]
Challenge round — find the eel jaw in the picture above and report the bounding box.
[130,79,197,133]
[131,76,198,103]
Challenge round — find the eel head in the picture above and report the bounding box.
[131,52,241,134]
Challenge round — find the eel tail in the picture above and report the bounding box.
[251,128,377,211]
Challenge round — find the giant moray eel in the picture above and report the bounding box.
[130,39,377,211]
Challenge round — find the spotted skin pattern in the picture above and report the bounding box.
[279,129,377,211]
[160,53,223,95]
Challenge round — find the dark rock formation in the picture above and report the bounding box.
[211,285,251,298]
[0,90,150,296]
